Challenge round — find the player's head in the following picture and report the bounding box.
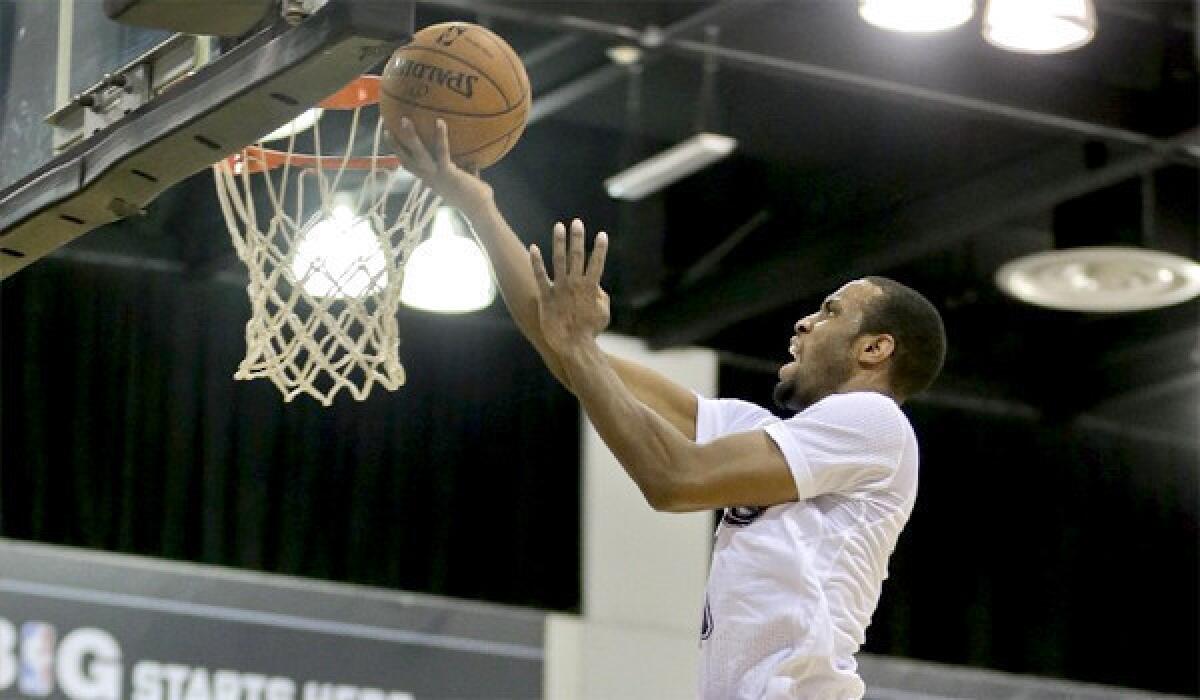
[773,277,946,411]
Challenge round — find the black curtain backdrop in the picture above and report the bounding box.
[722,363,1199,697]
[1,259,581,612]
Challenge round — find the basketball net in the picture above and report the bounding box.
[213,76,438,405]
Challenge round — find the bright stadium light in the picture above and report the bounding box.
[290,203,388,299]
[401,207,497,313]
[604,133,737,201]
[859,0,975,33]
[983,0,1097,54]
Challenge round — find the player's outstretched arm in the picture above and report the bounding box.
[530,221,798,511]
[391,118,699,437]
[390,117,566,379]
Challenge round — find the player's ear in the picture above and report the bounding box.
[858,334,895,366]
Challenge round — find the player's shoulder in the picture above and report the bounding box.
[700,401,777,427]
[800,391,911,440]
[810,390,900,413]
[697,396,778,442]
[705,396,774,417]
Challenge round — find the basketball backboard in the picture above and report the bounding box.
[0,0,414,278]
[2,0,183,190]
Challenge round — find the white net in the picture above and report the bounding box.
[213,97,440,405]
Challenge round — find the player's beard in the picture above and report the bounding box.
[773,351,854,412]
[772,378,802,411]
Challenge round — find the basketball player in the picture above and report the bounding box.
[392,118,947,700]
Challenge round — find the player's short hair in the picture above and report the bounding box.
[859,277,947,399]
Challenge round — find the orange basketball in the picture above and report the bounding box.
[381,22,530,170]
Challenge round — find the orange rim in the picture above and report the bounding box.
[223,146,403,174]
[319,75,382,109]
[218,76,404,174]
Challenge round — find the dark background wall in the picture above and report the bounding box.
[0,259,581,613]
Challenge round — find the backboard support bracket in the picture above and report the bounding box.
[46,34,214,155]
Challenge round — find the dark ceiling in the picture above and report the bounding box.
[58,0,1199,443]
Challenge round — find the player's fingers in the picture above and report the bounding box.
[552,222,567,282]
[395,117,433,172]
[388,127,417,168]
[586,231,608,286]
[569,219,586,278]
[530,245,553,297]
[433,119,452,170]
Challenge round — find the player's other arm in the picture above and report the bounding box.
[471,208,698,438]
[391,118,698,437]
[531,224,796,511]
[568,344,797,510]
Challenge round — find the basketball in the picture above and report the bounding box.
[381,22,530,170]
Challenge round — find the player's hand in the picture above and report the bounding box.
[529,219,611,354]
[389,117,493,216]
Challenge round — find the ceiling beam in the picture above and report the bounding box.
[637,127,1200,347]
[520,34,586,72]
[424,0,744,44]
[1066,325,1200,409]
[664,36,1196,164]
[1095,371,1200,408]
[524,1,758,126]
[529,62,627,125]
[677,209,771,288]
[425,0,1197,164]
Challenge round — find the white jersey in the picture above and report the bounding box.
[695,391,919,700]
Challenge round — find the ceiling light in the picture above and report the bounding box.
[291,204,387,299]
[983,0,1096,54]
[995,247,1200,312]
[604,133,737,201]
[858,0,975,33]
[606,45,643,66]
[401,207,497,313]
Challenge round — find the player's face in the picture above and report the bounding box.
[773,280,881,411]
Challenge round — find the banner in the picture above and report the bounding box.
[0,539,544,700]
